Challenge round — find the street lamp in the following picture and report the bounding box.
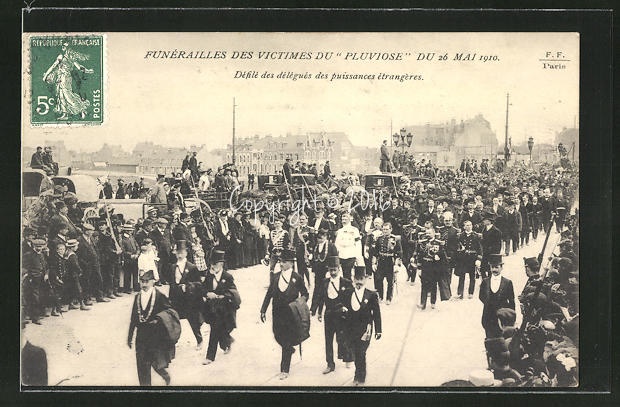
[392,128,413,153]
[527,136,534,163]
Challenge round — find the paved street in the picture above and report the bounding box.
[22,231,562,387]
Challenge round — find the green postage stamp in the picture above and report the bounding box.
[29,35,104,125]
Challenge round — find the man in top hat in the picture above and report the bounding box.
[454,220,483,299]
[149,217,173,285]
[323,161,331,180]
[202,250,240,364]
[370,221,402,305]
[260,248,309,380]
[312,256,354,374]
[290,213,314,287]
[460,199,483,232]
[310,228,339,312]
[121,223,141,294]
[342,266,382,386]
[479,254,515,338]
[76,223,107,303]
[127,270,177,386]
[168,242,203,347]
[480,211,502,279]
[501,200,522,256]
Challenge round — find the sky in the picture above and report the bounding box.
[22,32,579,153]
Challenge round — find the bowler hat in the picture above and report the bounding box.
[488,254,503,266]
[327,255,340,269]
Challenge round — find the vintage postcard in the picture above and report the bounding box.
[21,31,580,389]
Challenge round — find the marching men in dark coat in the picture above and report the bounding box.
[127,270,178,386]
[312,255,353,374]
[168,243,204,347]
[479,254,515,338]
[342,266,382,386]
[202,250,239,364]
[480,211,502,279]
[260,248,309,380]
[149,218,174,284]
[370,221,402,305]
[454,220,483,299]
[310,228,339,312]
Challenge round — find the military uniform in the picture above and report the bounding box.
[454,231,483,297]
[437,225,460,300]
[371,233,402,302]
[418,238,447,309]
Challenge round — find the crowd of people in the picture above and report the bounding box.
[22,142,578,386]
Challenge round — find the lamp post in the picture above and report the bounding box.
[392,128,413,154]
[527,136,534,164]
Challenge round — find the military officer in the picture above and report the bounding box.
[312,255,353,374]
[417,231,447,310]
[454,220,483,299]
[437,212,460,301]
[371,222,402,305]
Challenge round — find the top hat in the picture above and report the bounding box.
[211,250,226,264]
[327,255,340,269]
[353,265,366,280]
[487,253,503,266]
[280,248,296,262]
[175,240,188,252]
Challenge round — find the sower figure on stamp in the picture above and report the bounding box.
[342,266,382,386]
[260,248,309,380]
[202,250,240,365]
[311,255,353,374]
[127,270,180,386]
